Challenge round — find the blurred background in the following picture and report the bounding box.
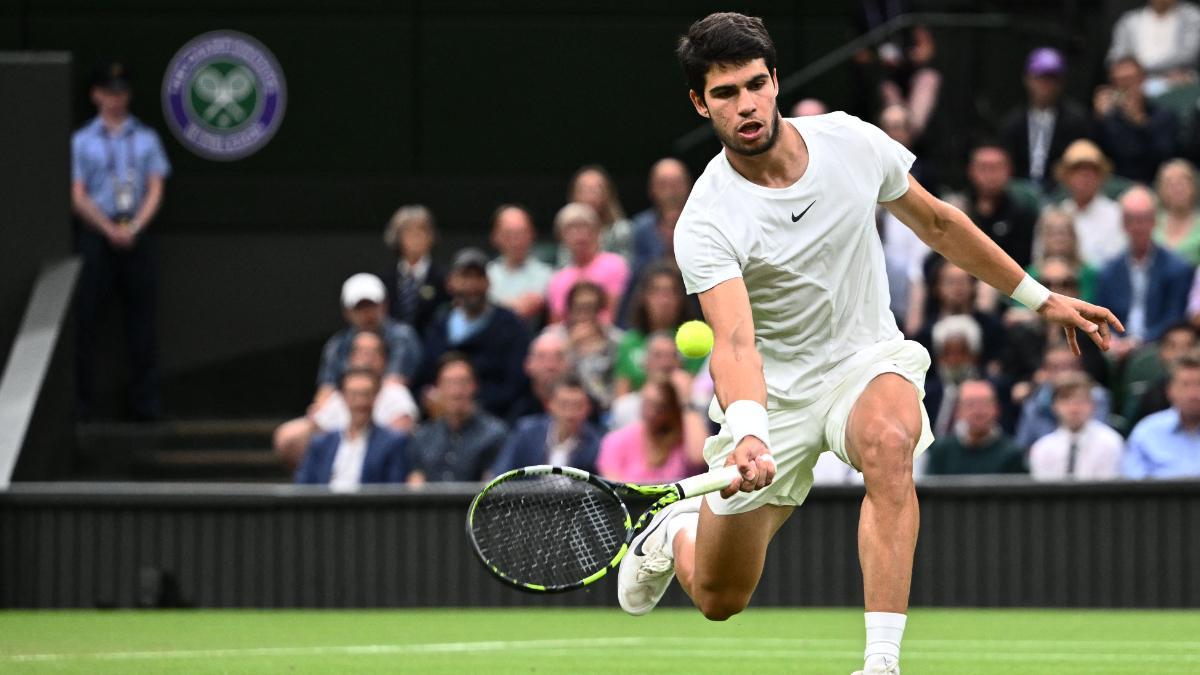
[1,0,1198,615]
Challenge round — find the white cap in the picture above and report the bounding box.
[340,273,386,309]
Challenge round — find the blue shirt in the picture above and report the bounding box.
[1122,408,1200,479]
[71,116,171,218]
[446,307,490,345]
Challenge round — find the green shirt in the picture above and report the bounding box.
[924,431,1027,476]
[1153,210,1200,268]
[615,329,705,390]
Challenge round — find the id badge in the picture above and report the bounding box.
[115,181,136,214]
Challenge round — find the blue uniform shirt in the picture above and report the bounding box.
[1122,408,1200,479]
[71,115,171,219]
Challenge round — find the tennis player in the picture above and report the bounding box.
[616,13,1122,675]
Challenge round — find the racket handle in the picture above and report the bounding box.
[676,464,743,499]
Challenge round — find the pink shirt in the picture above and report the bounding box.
[596,422,700,483]
[547,252,629,324]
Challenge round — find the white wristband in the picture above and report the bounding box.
[725,400,770,449]
[1011,273,1051,311]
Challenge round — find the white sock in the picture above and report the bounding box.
[664,511,698,560]
[864,611,906,662]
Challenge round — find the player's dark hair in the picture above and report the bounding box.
[340,366,381,391]
[625,263,697,333]
[676,12,777,99]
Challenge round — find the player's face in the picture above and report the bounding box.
[690,59,781,157]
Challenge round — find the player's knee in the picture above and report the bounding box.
[695,588,751,621]
[857,423,914,484]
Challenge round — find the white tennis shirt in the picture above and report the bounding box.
[674,112,915,407]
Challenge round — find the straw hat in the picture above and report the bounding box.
[1054,139,1113,183]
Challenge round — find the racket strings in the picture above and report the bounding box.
[471,474,627,589]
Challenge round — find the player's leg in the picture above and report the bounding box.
[675,499,792,621]
[845,372,923,672]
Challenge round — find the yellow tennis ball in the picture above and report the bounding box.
[675,320,714,359]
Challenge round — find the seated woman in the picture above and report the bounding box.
[1153,159,1200,267]
[1027,207,1097,302]
[596,380,707,483]
[545,281,623,413]
[613,263,704,398]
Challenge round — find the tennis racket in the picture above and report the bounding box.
[465,463,745,593]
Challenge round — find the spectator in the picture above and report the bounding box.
[878,103,938,191]
[924,380,1027,476]
[409,355,507,483]
[548,281,623,412]
[1153,159,1200,265]
[596,380,706,482]
[610,331,693,430]
[1028,371,1124,480]
[877,104,934,325]
[964,143,1037,267]
[418,248,530,418]
[565,164,635,264]
[1127,322,1199,426]
[629,158,692,281]
[295,367,411,488]
[914,260,1007,372]
[1000,48,1091,190]
[1123,354,1200,478]
[274,330,419,469]
[614,264,702,397]
[316,273,423,402]
[1094,57,1179,184]
[382,204,449,336]
[1095,186,1192,350]
[490,376,603,476]
[790,98,828,117]
[1030,210,1098,302]
[852,2,941,140]
[1106,0,1200,96]
[486,203,553,324]
[924,314,982,436]
[506,330,570,423]
[1054,140,1127,267]
[546,202,630,324]
[71,61,171,421]
[1014,344,1112,450]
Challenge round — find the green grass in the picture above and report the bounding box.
[2,608,1199,673]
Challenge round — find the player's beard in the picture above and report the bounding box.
[717,108,782,157]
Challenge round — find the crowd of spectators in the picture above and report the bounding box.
[278,1,1200,489]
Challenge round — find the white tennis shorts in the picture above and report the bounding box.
[702,339,933,516]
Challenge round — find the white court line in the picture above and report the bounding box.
[4,636,1200,664]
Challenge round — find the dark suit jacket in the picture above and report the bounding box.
[999,101,1090,190]
[1094,244,1192,342]
[1095,101,1179,184]
[295,424,410,484]
[489,414,603,475]
[383,259,450,337]
[417,304,531,418]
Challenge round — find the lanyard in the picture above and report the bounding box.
[105,126,137,183]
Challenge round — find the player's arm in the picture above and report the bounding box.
[696,277,775,497]
[882,175,1124,354]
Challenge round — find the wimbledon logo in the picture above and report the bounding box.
[162,30,286,161]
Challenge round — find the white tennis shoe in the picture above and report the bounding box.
[852,655,900,674]
[616,496,701,616]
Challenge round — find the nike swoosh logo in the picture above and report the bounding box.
[632,509,669,557]
[791,200,816,222]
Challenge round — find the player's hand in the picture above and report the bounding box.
[1037,293,1125,355]
[720,436,776,499]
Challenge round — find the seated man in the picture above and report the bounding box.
[486,204,553,324]
[1028,371,1124,480]
[924,379,1027,475]
[1014,344,1111,450]
[417,248,530,419]
[274,274,422,469]
[1126,322,1199,426]
[1123,354,1200,479]
[275,331,419,467]
[490,376,602,476]
[295,367,411,489]
[409,354,508,482]
[506,330,571,423]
